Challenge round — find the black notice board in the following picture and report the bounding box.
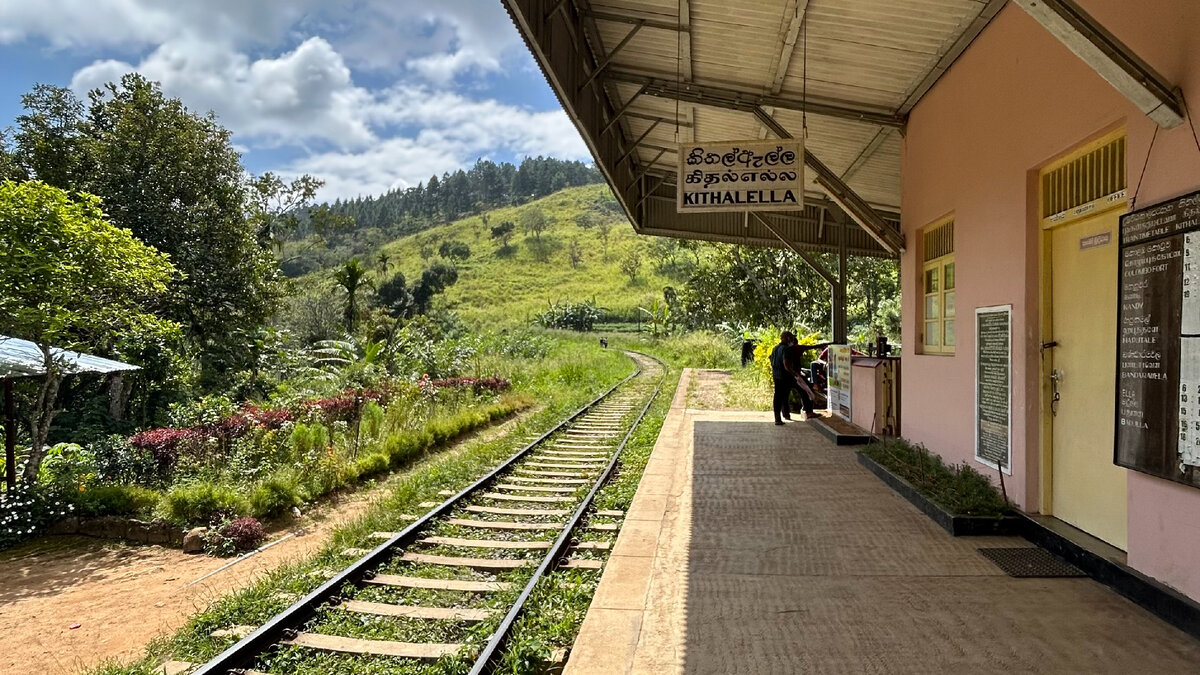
[1116,189,1200,489]
[976,306,1011,471]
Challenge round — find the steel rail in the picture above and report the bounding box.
[194,358,645,675]
[469,352,667,674]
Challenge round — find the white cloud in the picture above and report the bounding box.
[0,0,321,49]
[1,0,520,81]
[289,90,590,201]
[5,0,588,202]
[71,37,376,149]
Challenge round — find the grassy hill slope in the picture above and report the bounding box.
[366,185,689,327]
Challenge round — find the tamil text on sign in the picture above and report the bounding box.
[1117,189,1200,490]
[677,139,804,213]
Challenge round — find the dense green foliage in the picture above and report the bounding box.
[281,157,602,275]
[0,180,177,480]
[860,438,1011,517]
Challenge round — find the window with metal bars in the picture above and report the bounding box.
[1041,135,1126,221]
[922,219,955,355]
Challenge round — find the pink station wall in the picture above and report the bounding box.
[901,0,1200,600]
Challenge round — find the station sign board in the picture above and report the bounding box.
[1116,189,1200,490]
[677,139,804,213]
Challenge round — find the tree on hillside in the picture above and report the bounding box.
[520,206,549,241]
[438,239,471,262]
[418,234,438,261]
[620,251,642,283]
[0,181,177,482]
[333,258,372,333]
[576,212,597,229]
[375,251,392,273]
[375,272,415,319]
[490,221,515,250]
[246,171,350,257]
[597,219,613,260]
[649,237,679,270]
[412,263,459,315]
[568,239,583,268]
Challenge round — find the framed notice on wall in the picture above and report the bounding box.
[1116,189,1200,490]
[976,305,1011,474]
[677,139,804,213]
[827,345,852,421]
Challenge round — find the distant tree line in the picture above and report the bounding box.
[283,157,602,275]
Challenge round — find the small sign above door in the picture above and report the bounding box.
[1079,231,1111,250]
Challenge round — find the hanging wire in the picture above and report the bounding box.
[1131,124,1159,210]
[675,0,682,145]
[1181,91,1200,164]
[801,9,808,139]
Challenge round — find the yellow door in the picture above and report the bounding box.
[1049,208,1127,549]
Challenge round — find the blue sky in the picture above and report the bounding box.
[0,1,589,201]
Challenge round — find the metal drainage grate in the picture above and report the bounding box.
[978,547,1087,578]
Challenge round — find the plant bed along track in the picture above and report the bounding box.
[171,352,664,675]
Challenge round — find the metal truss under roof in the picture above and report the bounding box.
[502,0,1008,258]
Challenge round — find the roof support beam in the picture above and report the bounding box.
[752,213,836,285]
[898,0,1005,115]
[585,9,685,33]
[679,0,693,82]
[840,128,891,182]
[601,83,647,134]
[766,0,810,95]
[607,71,906,129]
[632,147,669,183]
[1012,0,1183,128]
[577,20,644,93]
[615,119,662,166]
[754,106,906,254]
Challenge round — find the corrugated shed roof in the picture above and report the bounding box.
[0,335,139,379]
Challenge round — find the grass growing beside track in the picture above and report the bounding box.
[88,338,633,675]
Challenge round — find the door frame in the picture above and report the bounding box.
[1037,127,1128,515]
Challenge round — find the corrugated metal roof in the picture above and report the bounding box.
[0,335,139,379]
[504,0,1007,255]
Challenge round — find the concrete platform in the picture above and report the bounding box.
[566,369,1200,674]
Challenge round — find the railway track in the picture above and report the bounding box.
[174,351,664,675]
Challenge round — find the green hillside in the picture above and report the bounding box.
[337,184,692,328]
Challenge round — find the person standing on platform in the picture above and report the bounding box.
[784,339,817,418]
[770,331,799,425]
[741,331,756,367]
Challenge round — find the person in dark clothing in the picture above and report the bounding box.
[769,332,800,425]
[740,331,756,367]
[784,341,817,417]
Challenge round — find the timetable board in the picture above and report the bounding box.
[1116,190,1200,489]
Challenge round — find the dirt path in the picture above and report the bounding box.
[0,413,530,675]
[686,369,735,409]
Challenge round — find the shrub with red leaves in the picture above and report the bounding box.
[220,516,266,551]
[127,427,203,469]
[240,405,293,430]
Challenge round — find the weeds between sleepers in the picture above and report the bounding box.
[493,368,678,672]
